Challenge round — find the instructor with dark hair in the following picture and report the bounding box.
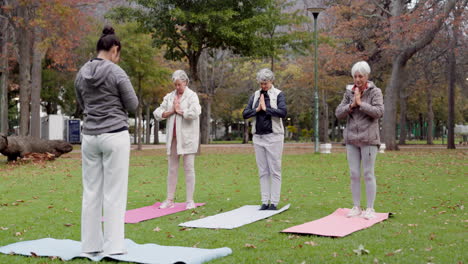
[75,26,138,256]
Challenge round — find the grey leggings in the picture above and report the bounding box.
[346,144,378,208]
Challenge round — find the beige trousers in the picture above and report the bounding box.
[166,136,196,201]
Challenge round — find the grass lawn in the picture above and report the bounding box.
[0,146,466,264]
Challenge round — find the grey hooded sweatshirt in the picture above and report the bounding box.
[75,58,138,135]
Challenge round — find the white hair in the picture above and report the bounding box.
[256,68,275,83]
[351,61,371,77]
[172,70,189,83]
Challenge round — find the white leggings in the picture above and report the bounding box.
[166,137,195,201]
[346,144,378,208]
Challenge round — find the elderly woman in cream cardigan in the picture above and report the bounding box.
[153,70,201,210]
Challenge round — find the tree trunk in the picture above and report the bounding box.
[153,118,159,144]
[224,123,229,139]
[0,18,8,134]
[200,96,211,144]
[425,74,434,145]
[133,114,137,144]
[447,41,456,149]
[30,27,44,138]
[145,103,151,144]
[319,90,329,143]
[136,75,142,150]
[18,5,32,136]
[383,57,404,150]
[398,96,407,145]
[418,113,424,140]
[243,120,249,144]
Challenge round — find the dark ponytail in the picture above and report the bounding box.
[96,26,121,52]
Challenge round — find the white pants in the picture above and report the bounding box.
[346,144,378,208]
[81,130,130,254]
[167,137,195,201]
[253,133,284,205]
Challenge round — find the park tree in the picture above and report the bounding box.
[117,22,170,150]
[110,0,311,144]
[381,0,458,150]
[0,0,92,137]
[255,0,311,71]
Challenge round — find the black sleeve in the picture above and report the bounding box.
[242,95,257,119]
[266,92,287,118]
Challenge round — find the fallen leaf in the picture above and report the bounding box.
[244,243,256,249]
[407,224,418,227]
[0,227,8,231]
[332,252,338,257]
[15,232,22,236]
[425,246,433,251]
[429,233,435,240]
[353,244,370,255]
[438,211,447,214]
[152,227,161,232]
[16,200,24,203]
[64,223,74,227]
[386,248,403,256]
[31,252,38,257]
[276,260,284,263]
[373,258,379,263]
[304,241,318,246]
[287,235,300,240]
[192,242,200,248]
[179,227,192,231]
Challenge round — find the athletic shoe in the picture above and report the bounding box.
[361,208,376,219]
[260,204,269,210]
[347,206,361,217]
[186,200,196,210]
[159,199,174,209]
[268,204,277,210]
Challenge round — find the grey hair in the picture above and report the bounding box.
[256,68,275,83]
[172,70,189,83]
[351,61,371,77]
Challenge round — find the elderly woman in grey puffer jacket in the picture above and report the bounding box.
[335,61,384,220]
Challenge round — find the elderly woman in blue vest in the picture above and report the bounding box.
[335,61,384,219]
[154,70,201,210]
[243,68,287,210]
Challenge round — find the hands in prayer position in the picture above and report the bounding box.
[256,94,267,112]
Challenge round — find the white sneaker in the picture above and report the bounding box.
[361,208,376,219]
[159,199,174,209]
[347,206,362,217]
[186,200,196,210]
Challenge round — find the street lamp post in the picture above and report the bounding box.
[307,7,325,153]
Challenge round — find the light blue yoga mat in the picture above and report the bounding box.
[0,238,232,264]
[179,204,290,229]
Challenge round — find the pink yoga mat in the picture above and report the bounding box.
[282,208,389,237]
[125,202,205,224]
